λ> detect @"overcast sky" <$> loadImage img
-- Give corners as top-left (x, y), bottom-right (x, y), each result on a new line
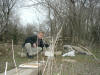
top-left (16, 0), bottom-right (48, 26)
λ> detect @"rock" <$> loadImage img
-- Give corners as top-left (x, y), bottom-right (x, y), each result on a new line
top-left (72, 46), bottom-right (92, 56)
top-left (63, 45), bottom-right (92, 56)
top-left (63, 45), bottom-right (74, 52)
top-left (0, 52), bottom-right (2, 56)
top-left (17, 52), bottom-right (26, 57)
top-left (54, 51), bottom-right (62, 56)
top-left (45, 51), bottom-right (54, 57)
top-left (62, 59), bottom-right (77, 63)
top-left (6, 49), bottom-right (9, 51)
top-left (21, 53), bottom-right (27, 57)
top-left (62, 50), bottom-right (75, 57)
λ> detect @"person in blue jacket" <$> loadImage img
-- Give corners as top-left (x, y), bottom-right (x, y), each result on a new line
top-left (23, 32), bottom-right (49, 58)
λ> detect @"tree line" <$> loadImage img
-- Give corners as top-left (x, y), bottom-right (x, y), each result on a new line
top-left (0, 0), bottom-right (100, 47)
top-left (38, 0), bottom-right (100, 47)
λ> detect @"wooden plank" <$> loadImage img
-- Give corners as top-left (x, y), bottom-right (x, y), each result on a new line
top-left (19, 63), bottom-right (41, 69)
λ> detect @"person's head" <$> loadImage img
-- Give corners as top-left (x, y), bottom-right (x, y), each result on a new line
top-left (37, 32), bottom-right (44, 39)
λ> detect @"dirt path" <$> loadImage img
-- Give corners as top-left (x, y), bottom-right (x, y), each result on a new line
top-left (0, 68), bottom-right (39, 75)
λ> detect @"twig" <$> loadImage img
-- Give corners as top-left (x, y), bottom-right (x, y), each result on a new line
top-left (42, 57), bottom-right (49, 75)
top-left (50, 58), bottom-right (53, 75)
top-left (60, 64), bottom-right (63, 75)
top-left (12, 40), bottom-right (19, 75)
top-left (79, 45), bottom-right (98, 60)
top-left (72, 63), bottom-right (75, 75)
top-left (5, 62), bottom-right (7, 75)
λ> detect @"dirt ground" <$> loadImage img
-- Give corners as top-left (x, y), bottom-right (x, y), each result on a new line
top-left (0, 43), bottom-right (100, 75)
top-left (51, 56), bottom-right (100, 75)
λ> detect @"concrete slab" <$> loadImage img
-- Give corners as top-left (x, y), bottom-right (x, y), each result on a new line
top-left (0, 61), bottom-right (44, 75)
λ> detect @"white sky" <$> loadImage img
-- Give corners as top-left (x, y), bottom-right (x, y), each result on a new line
top-left (16, 0), bottom-right (48, 26)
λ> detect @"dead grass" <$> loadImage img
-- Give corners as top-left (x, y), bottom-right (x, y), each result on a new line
top-left (0, 44), bottom-right (34, 73)
top-left (0, 43), bottom-right (100, 75)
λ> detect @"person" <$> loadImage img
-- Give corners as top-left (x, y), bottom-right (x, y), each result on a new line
top-left (23, 32), bottom-right (49, 58)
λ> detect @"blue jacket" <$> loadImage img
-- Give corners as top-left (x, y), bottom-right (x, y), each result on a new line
top-left (23, 35), bottom-right (49, 48)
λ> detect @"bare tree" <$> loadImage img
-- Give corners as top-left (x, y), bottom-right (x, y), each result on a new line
top-left (25, 24), bottom-right (38, 36)
top-left (0, 0), bottom-right (17, 40)
top-left (28, 0), bottom-right (100, 46)
top-left (43, 0), bottom-right (100, 45)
